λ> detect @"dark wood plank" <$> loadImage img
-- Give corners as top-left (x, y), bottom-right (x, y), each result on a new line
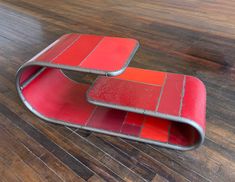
top-left (0, 97), bottom-right (123, 181)
top-left (0, 126), bottom-right (64, 182)
top-left (0, 160), bottom-right (22, 182)
top-left (0, 130), bottom-right (43, 182)
top-left (0, 100), bottom-right (95, 181)
top-left (88, 133), bottom-right (207, 182)
top-left (54, 125), bottom-right (148, 182)
top-left (0, 114), bottom-right (85, 182)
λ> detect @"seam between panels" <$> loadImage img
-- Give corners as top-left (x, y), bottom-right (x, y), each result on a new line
top-left (168, 75), bottom-right (186, 143)
top-left (119, 112), bottom-right (128, 133)
top-left (155, 73), bottom-right (168, 111)
top-left (179, 75), bottom-right (186, 117)
top-left (50, 35), bottom-right (81, 63)
top-left (78, 37), bottom-right (105, 66)
top-left (106, 77), bottom-right (164, 87)
top-left (84, 106), bottom-right (98, 127)
top-left (138, 115), bottom-right (147, 138)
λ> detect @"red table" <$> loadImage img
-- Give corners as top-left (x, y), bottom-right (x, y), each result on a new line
top-left (16, 34), bottom-right (206, 150)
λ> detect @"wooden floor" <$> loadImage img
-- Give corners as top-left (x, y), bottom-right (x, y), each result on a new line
top-left (0, 0), bottom-right (235, 181)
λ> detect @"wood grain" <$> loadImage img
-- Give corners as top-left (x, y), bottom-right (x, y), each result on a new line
top-left (0, 0), bottom-right (234, 181)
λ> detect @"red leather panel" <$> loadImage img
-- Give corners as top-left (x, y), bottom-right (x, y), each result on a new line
top-left (124, 112), bottom-right (145, 127)
top-left (22, 68), bottom-right (95, 124)
top-left (33, 34), bottom-right (138, 74)
top-left (169, 122), bottom-right (199, 146)
top-left (88, 77), bottom-right (162, 111)
top-left (181, 76), bottom-right (206, 130)
top-left (120, 124), bottom-right (141, 136)
top-left (80, 37), bottom-right (138, 71)
top-left (36, 34), bottom-right (79, 62)
top-left (53, 34), bottom-right (103, 65)
top-left (140, 116), bottom-right (170, 142)
top-left (86, 107), bottom-right (126, 132)
top-left (115, 67), bottom-right (166, 85)
top-left (157, 73), bottom-right (184, 116)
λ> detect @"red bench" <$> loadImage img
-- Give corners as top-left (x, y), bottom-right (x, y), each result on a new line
top-left (16, 34), bottom-right (206, 150)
